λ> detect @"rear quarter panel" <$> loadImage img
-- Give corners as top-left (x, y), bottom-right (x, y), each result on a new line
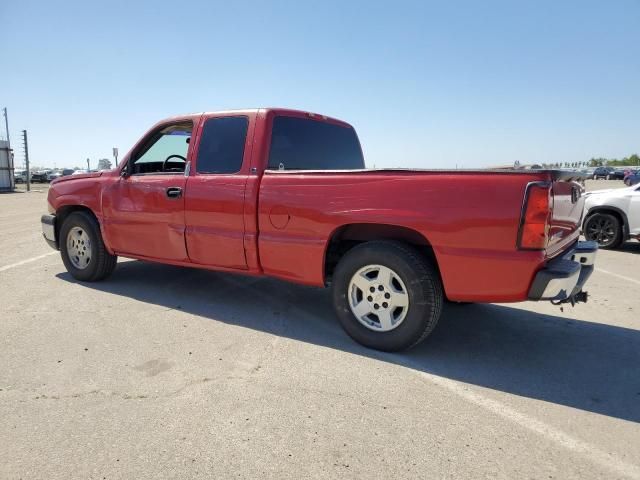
top-left (258, 170), bottom-right (548, 302)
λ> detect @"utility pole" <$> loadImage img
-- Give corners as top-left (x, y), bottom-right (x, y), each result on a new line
top-left (2, 108), bottom-right (13, 189)
top-left (21, 130), bottom-right (30, 191)
top-left (2, 108), bottom-right (9, 149)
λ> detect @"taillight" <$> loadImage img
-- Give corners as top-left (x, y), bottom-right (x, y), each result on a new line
top-left (518, 183), bottom-right (552, 250)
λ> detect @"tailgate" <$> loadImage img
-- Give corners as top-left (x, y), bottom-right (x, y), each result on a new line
top-left (547, 179), bottom-right (585, 257)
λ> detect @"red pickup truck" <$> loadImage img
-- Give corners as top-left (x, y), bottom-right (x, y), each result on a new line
top-left (42, 108), bottom-right (596, 351)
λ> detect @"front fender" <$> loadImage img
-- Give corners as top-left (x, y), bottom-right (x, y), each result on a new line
top-left (48, 176), bottom-right (114, 253)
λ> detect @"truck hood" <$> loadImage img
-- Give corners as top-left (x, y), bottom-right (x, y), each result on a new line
top-left (50, 171), bottom-right (104, 184)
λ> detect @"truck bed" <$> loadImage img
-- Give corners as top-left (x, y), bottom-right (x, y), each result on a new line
top-left (257, 168), bottom-right (585, 302)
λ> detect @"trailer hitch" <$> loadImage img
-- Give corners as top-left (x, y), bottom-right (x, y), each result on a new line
top-left (551, 290), bottom-right (588, 307)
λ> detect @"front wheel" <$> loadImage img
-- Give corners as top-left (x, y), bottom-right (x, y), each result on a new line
top-left (60, 211), bottom-right (117, 281)
top-left (332, 241), bottom-right (443, 352)
top-left (584, 212), bottom-right (622, 249)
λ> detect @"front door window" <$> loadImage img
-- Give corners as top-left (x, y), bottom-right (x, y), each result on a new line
top-left (131, 123), bottom-right (192, 175)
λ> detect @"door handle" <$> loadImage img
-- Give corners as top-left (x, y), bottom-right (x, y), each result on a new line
top-left (166, 187), bottom-right (182, 199)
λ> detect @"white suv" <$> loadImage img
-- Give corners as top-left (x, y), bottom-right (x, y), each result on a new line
top-left (583, 184), bottom-right (640, 248)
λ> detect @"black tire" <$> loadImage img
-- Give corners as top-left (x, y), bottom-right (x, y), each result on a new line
top-left (584, 212), bottom-right (623, 249)
top-left (332, 241), bottom-right (443, 352)
top-left (59, 211), bottom-right (117, 281)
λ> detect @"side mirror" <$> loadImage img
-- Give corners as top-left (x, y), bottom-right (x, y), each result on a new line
top-left (120, 165), bottom-right (130, 178)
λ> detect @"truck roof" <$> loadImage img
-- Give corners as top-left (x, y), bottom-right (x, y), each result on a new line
top-left (160, 108), bottom-right (353, 128)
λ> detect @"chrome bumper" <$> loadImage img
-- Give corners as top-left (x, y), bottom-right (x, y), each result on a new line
top-left (528, 241), bottom-right (597, 301)
top-left (41, 214), bottom-right (58, 250)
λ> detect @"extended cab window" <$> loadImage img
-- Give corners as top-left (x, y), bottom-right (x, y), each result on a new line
top-left (131, 123), bottom-right (192, 175)
top-left (268, 116), bottom-right (364, 170)
top-left (196, 116), bottom-right (248, 174)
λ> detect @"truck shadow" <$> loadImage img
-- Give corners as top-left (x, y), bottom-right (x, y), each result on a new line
top-left (618, 242), bottom-right (640, 254)
top-left (57, 260), bottom-right (640, 424)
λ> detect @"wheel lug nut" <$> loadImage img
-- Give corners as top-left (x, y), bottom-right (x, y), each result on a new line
top-left (384, 293), bottom-right (391, 299)
top-left (382, 302), bottom-right (388, 308)
top-left (378, 286), bottom-right (384, 291)
top-left (369, 287), bottom-right (375, 293)
top-left (367, 296), bottom-right (373, 302)
top-left (373, 304), bottom-right (379, 310)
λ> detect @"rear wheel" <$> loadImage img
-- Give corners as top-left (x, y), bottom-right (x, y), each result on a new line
top-left (584, 212), bottom-right (622, 249)
top-left (60, 211), bottom-right (117, 281)
top-left (332, 241), bottom-right (443, 352)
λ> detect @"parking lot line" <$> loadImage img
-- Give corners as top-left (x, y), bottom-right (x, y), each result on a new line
top-left (408, 369), bottom-right (640, 480)
top-left (597, 268), bottom-right (640, 286)
top-left (264, 286), bottom-right (640, 480)
top-left (0, 251), bottom-right (57, 273)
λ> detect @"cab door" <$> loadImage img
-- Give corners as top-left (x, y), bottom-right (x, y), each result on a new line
top-left (184, 114), bottom-right (254, 269)
top-left (102, 121), bottom-right (194, 261)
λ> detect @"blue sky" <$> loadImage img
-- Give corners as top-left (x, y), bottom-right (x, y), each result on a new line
top-left (1, 0), bottom-right (638, 169)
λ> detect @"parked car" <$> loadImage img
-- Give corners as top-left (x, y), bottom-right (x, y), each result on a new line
top-left (47, 171), bottom-right (63, 181)
top-left (49, 169), bottom-right (76, 181)
top-left (14, 170), bottom-right (48, 183)
top-left (623, 169), bottom-right (640, 186)
top-left (583, 184), bottom-right (640, 248)
top-left (592, 166), bottom-right (615, 180)
top-left (14, 169), bottom-right (26, 184)
top-left (30, 171), bottom-right (49, 183)
top-left (611, 168), bottom-right (627, 180)
top-left (40, 108), bottom-right (596, 352)
top-left (71, 169), bottom-right (89, 175)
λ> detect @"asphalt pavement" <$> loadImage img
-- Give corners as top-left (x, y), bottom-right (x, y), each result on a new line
top-left (1, 181), bottom-right (638, 479)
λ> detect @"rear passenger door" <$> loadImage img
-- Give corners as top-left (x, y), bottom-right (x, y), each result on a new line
top-left (184, 114), bottom-right (253, 269)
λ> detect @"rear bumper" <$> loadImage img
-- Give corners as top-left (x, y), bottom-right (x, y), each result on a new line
top-left (41, 214), bottom-right (58, 250)
top-left (528, 241), bottom-right (597, 301)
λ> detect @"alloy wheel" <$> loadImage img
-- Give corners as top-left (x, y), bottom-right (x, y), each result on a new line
top-left (347, 264), bottom-right (409, 332)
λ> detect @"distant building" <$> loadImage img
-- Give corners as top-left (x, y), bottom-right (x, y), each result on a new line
top-left (0, 140), bottom-right (14, 190)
